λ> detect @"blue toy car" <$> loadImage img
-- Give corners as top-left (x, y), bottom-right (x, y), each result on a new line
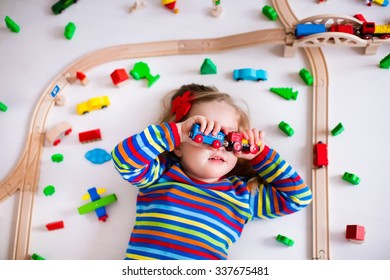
top-left (189, 124), bottom-right (225, 149)
top-left (233, 68), bottom-right (268, 82)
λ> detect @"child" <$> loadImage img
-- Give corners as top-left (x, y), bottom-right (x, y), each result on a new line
top-left (111, 83), bottom-right (312, 260)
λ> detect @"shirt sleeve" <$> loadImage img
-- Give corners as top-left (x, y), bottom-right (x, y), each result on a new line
top-left (111, 122), bottom-right (181, 188)
top-left (249, 145), bottom-right (312, 219)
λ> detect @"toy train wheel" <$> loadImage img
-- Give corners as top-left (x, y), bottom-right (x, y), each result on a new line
top-left (233, 142), bottom-right (242, 152)
top-left (362, 34), bottom-right (372, 40)
top-left (381, 34), bottom-right (390, 40)
top-left (212, 140), bottom-right (221, 149)
top-left (250, 145), bottom-right (259, 154)
top-left (194, 134), bottom-right (203, 143)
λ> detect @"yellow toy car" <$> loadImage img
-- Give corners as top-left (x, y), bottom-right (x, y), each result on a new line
top-left (76, 96), bottom-right (110, 115)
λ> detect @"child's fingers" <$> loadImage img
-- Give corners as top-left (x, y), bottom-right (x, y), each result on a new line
top-left (192, 116), bottom-right (207, 132)
top-left (204, 120), bottom-right (215, 135)
top-left (251, 128), bottom-right (259, 146)
top-left (220, 125), bottom-right (229, 136)
top-left (241, 130), bottom-right (249, 140)
top-left (246, 129), bottom-right (255, 145)
top-left (211, 121), bottom-right (222, 136)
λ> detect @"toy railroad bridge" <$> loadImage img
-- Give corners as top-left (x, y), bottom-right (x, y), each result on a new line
top-left (284, 14), bottom-right (389, 56)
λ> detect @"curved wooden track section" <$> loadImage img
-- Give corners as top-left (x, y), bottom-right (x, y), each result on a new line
top-left (0, 29), bottom-right (286, 259)
top-left (272, 0), bottom-right (330, 259)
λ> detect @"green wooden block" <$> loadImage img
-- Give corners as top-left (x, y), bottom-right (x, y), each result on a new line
top-left (64, 22), bottom-right (76, 39)
top-left (331, 122), bottom-right (344, 136)
top-left (0, 101), bottom-right (8, 112)
top-left (5, 16), bottom-right (20, 33)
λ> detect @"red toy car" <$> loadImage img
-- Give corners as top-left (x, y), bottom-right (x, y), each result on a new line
top-left (313, 141), bottom-right (328, 167)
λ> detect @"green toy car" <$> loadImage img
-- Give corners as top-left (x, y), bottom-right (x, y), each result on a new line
top-left (342, 172), bottom-right (361, 185)
top-left (262, 5), bottom-right (278, 21)
top-left (299, 68), bottom-right (314, 86)
top-left (278, 121), bottom-right (294, 137)
top-left (276, 234), bottom-right (294, 246)
top-left (52, 0), bottom-right (77, 15)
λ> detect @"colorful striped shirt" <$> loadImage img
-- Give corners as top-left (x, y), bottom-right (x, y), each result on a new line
top-left (111, 122), bottom-right (312, 260)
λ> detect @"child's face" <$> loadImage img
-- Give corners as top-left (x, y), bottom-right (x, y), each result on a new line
top-left (179, 101), bottom-right (239, 183)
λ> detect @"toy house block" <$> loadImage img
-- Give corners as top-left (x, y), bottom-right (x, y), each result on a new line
top-left (110, 69), bottom-right (129, 87)
top-left (76, 71), bottom-right (89, 85)
top-left (200, 58), bottom-right (217, 74)
top-left (346, 225), bottom-right (365, 241)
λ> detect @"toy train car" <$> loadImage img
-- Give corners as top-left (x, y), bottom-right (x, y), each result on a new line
top-left (295, 21), bottom-right (390, 40)
top-left (189, 124), bottom-right (225, 149)
top-left (313, 141), bottom-right (328, 168)
top-left (189, 124), bottom-right (259, 154)
top-left (224, 132), bottom-right (259, 154)
top-left (329, 24), bottom-right (354, 35)
top-left (295, 23), bottom-right (327, 38)
top-left (357, 22), bottom-right (390, 39)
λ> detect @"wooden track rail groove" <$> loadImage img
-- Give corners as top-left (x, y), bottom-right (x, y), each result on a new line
top-left (304, 48), bottom-right (330, 260)
top-left (272, 0), bottom-right (331, 259)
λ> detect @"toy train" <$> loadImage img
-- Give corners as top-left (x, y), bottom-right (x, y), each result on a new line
top-left (189, 124), bottom-right (259, 154)
top-left (295, 21), bottom-right (390, 40)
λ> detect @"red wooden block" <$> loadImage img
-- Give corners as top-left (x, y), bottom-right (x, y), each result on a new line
top-left (354, 14), bottom-right (367, 22)
top-left (78, 129), bottom-right (102, 144)
top-left (46, 221), bottom-right (64, 231)
top-left (346, 225), bottom-right (365, 241)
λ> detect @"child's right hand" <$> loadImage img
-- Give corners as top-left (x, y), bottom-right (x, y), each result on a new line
top-left (176, 115), bottom-right (228, 145)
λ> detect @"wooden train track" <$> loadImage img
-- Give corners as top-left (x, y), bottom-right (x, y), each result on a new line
top-left (272, 0), bottom-right (331, 259)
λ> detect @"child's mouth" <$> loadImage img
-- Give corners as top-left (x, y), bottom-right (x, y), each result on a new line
top-left (208, 156), bottom-right (226, 162)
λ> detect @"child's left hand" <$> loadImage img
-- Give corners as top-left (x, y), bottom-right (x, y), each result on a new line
top-left (234, 128), bottom-right (265, 160)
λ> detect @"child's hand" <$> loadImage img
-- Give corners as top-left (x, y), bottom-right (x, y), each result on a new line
top-left (176, 115), bottom-right (228, 145)
top-left (235, 128), bottom-right (265, 160)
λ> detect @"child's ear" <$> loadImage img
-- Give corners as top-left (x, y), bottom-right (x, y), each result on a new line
top-left (173, 147), bottom-right (183, 158)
